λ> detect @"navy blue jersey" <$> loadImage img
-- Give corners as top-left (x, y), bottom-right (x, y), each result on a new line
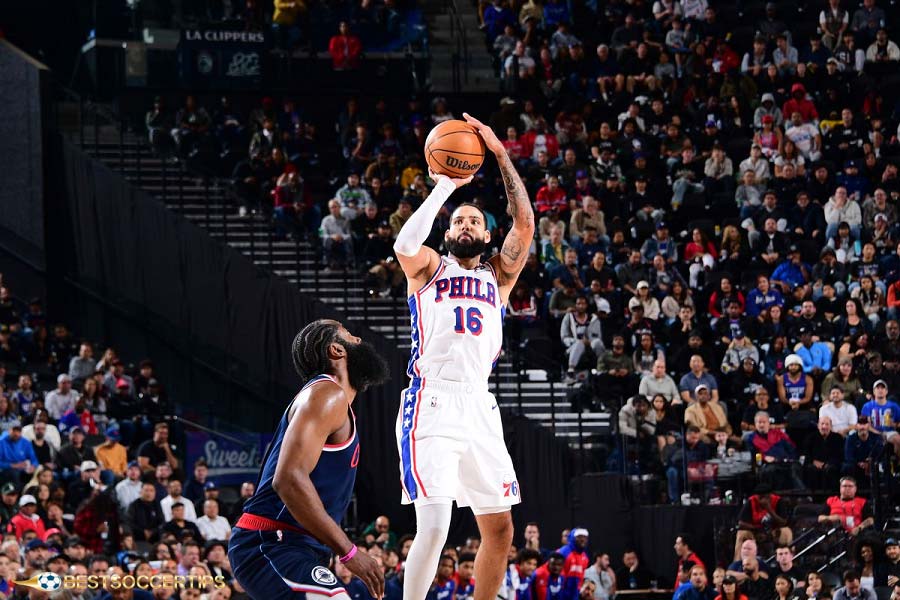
top-left (240, 374), bottom-right (359, 550)
top-left (782, 372), bottom-right (807, 401)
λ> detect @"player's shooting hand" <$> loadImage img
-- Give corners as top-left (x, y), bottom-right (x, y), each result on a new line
top-left (462, 112), bottom-right (504, 155)
top-left (429, 169), bottom-right (473, 190)
top-left (344, 550), bottom-right (385, 598)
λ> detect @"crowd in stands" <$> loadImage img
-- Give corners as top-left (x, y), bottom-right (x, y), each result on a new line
top-left (127, 0), bottom-right (900, 597)
top-left (144, 0), bottom-right (900, 499)
top-left (0, 273), bottom-right (264, 600)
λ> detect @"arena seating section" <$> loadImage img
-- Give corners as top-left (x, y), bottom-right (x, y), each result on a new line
top-left (6, 0), bottom-right (900, 595)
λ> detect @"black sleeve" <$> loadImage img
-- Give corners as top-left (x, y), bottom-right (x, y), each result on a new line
top-left (738, 501), bottom-right (753, 523)
top-left (774, 499), bottom-right (789, 519)
top-left (862, 500), bottom-right (873, 520)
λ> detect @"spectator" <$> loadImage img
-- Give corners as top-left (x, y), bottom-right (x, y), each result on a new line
top-left (820, 386), bottom-right (859, 437)
top-left (115, 461), bottom-right (143, 512)
top-left (665, 427), bottom-right (710, 503)
top-left (68, 343), bottom-right (95, 381)
top-left (844, 415), bottom-right (885, 483)
top-left (533, 552), bottom-right (566, 600)
top-left (833, 570), bottom-right (876, 600)
top-left (596, 335), bottom-right (637, 401)
top-left (196, 499), bottom-right (231, 542)
top-left (127, 482), bottom-right (164, 543)
top-left (45, 374), bottom-right (78, 421)
top-left (583, 552), bottom-right (616, 600)
top-left (7, 494), bottom-right (45, 541)
top-left (887, 539), bottom-right (900, 587)
top-left (160, 503), bottom-right (202, 544)
top-left (684, 385), bottom-right (730, 443)
top-left (802, 415), bottom-right (845, 490)
top-left (680, 564), bottom-right (715, 600)
top-left (747, 411), bottom-right (804, 489)
top-left (773, 546), bottom-right (805, 590)
top-left (639, 359), bottom-right (680, 404)
top-left (865, 28), bottom-right (900, 63)
top-left (0, 424), bottom-right (38, 488)
top-left (861, 380), bottom-right (900, 456)
top-left (328, 22), bottom-right (362, 70)
top-left (561, 296), bottom-right (604, 379)
top-left (734, 484), bottom-right (793, 561)
top-left (614, 549), bottom-right (652, 591)
top-left (818, 476), bottom-right (874, 535)
top-left (739, 557), bottom-right (774, 600)
top-left (716, 575), bottom-right (746, 600)
top-left (160, 480), bottom-right (198, 524)
top-left (678, 355), bottom-right (719, 404)
top-left (137, 422), bottom-right (179, 473)
top-left (94, 424), bottom-right (127, 479)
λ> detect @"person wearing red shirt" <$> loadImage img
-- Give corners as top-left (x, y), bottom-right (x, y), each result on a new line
top-left (328, 21), bottom-right (362, 70)
top-left (558, 529), bottom-right (590, 600)
top-left (520, 121), bottom-right (561, 162)
top-left (713, 41), bottom-right (740, 73)
top-left (782, 84), bottom-right (819, 123)
top-left (817, 476), bottom-right (874, 535)
top-left (533, 553), bottom-right (566, 600)
top-left (536, 176), bottom-right (569, 216)
top-left (7, 495), bottom-right (46, 541)
top-left (502, 127), bottom-right (526, 165)
top-left (674, 533), bottom-right (705, 586)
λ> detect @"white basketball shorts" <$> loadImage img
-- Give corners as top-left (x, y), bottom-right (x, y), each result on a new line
top-left (395, 377), bottom-right (522, 510)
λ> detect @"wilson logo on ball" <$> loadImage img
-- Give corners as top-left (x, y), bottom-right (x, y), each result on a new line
top-left (445, 156), bottom-right (481, 171)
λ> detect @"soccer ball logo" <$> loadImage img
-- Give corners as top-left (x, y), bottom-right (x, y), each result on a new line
top-left (38, 572), bottom-right (62, 591)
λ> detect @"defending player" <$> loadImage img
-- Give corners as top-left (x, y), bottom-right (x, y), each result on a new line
top-left (392, 113), bottom-right (535, 600)
top-left (228, 320), bottom-right (389, 600)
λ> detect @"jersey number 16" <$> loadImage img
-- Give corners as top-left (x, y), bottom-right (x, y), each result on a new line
top-left (453, 306), bottom-right (483, 336)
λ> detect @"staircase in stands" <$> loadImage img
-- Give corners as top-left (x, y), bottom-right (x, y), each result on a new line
top-left (71, 126), bottom-right (612, 450)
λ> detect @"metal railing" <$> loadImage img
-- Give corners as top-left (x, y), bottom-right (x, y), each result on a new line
top-left (446, 0), bottom-right (469, 92)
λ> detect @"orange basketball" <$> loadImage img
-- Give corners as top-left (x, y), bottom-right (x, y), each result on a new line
top-left (424, 120), bottom-right (486, 178)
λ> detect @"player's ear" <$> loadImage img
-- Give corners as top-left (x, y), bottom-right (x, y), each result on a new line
top-left (327, 341), bottom-right (346, 360)
top-left (484, 229), bottom-right (491, 245)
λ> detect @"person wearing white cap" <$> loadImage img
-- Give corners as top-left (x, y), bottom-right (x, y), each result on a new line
top-left (45, 374), bottom-right (78, 421)
top-left (860, 379), bottom-right (900, 456)
top-left (8, 493), bottom-right (47, 541)
top-left (65, 460), bottom-right (104, 513)
top-left (776, 354), bottom-right (813, 408)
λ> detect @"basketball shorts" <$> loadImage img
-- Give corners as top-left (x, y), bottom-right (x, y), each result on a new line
top-left (229, 528), bottom-right (345, 600)
top-left (395, 377), bottom-right (522, 510)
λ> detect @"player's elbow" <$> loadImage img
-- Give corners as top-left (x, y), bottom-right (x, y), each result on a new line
top-left (272, 470), bottom-right (293, 495)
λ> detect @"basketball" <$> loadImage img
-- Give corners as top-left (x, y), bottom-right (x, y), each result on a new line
top-left (424, 120), bottom-right (486, 178)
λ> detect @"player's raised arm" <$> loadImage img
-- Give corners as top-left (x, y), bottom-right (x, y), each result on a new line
top-left (272, 385), bottom-right (384, 598)
top-left (464, 113), bottom-right (535, 299)
top-left (393, 171), bottom-right (472, 294)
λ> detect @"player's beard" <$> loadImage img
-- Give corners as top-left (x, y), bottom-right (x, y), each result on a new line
top-left (338, 339), bottom-right (390, 393)
top-left (446, 234), bottom-right (486, 259)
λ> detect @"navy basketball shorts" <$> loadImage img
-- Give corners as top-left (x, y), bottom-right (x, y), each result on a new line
top-left (229, 528), bottom-right (346, 599)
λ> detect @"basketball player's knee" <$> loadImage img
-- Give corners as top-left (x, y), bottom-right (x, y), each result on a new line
top-left (480, 512), bottom-right (514, 546)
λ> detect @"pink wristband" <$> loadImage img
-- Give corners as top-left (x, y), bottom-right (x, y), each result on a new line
top-left (339, 545), bottom-right (358, 564)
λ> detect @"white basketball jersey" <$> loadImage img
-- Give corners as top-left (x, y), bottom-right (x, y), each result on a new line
top-left (407, 256), bottom-right (505, 383)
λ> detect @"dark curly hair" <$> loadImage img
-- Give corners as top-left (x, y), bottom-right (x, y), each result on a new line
top-left (292, 320), bottom-right (340, 384)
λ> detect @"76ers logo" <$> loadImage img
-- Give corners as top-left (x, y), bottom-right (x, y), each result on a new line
top-left (502, 479), bottom-right (519, 497)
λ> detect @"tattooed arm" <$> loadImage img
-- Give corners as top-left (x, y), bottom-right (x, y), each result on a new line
top-left (463, 112), bottom-right (535, 303)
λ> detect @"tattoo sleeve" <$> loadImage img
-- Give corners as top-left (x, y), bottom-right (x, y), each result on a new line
top-left (496, 152), bottom-right (535, 282)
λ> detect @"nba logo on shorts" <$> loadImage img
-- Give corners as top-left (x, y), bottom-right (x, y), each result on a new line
top-left (502, 475), bottom-right (519, 498)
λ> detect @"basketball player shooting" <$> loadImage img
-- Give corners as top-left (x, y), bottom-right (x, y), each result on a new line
top-left (392, 113), bottom-right (535, 600)
top-left (228, 320), bottom-right (390, 600)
